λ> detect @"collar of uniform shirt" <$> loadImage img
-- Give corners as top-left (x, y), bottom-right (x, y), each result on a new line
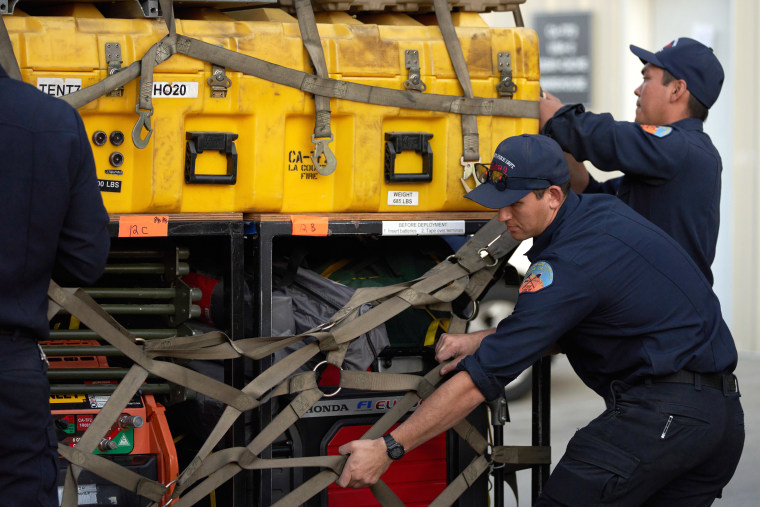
top-left (526, 191), bottom-right (580, 261)
top-left (670, 116), bottom-right (704, 132)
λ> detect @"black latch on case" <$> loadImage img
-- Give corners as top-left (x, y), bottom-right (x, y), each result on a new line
top-left (384, 132), bottom-right (433, 183)
top-left (185, 132), bottom-right (238, 184)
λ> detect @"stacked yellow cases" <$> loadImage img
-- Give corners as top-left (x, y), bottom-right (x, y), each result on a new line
top-left (8, 6), bottom-right (539, 213)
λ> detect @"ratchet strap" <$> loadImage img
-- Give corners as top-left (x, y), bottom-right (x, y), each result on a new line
top-left (294, 0), bottom-right (337, 175)
top-left (433, 0), bottom-right (480, 173)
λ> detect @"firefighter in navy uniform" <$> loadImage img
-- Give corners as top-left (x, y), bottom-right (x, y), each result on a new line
top-left (336, 135), bottom-right (744, 506)
top-left (0, 64), bottom-right (110, 506)
top-left (539, 37), bottom-right (724, 285)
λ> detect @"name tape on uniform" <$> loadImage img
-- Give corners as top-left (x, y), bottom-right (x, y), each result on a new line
top-left (382, 220), bottom-right (465, 236)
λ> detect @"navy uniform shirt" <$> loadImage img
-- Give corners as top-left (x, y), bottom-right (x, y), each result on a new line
top-left (0, 66), bottom-right (110, 339)
top-left (458, 192), bottom-right (737, 402)
top-left (542, 104), bottom-right (721, 285)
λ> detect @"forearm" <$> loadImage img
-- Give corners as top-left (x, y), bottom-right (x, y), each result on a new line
top-left (391, 371), bottom-right (485, 452)
top-left (565, 153), bottom-right (590, 193)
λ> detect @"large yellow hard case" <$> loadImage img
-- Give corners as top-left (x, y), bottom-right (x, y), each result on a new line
top-left (7, 6), bottom-right (539, 213)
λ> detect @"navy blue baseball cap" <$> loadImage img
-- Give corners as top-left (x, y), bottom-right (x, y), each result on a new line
top-left (464, 134), bottom-right (569, 210)
top-left (630, 37), bottom-right (724, 109)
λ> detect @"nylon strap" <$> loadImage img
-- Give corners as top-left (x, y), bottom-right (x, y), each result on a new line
top-left (176, 342), bottom-right (323, 487)
top-left (59, 444), bottom-right (168, 503)
top-left (492, 445), bottom-right (552, 466)
top-left (429, 454), bottom-right (490, 507)
top-left (168, 387), bottom-right (325, 505)
top-left (59, 365), bottom-right (152, 506)
top-left (176, 35), bottom-right (538, 117)
top-left (47, 283), bottom-right (260, 412)
top-left (0, 13), bottom-right (22, 80)
top-left (78, 31), bottom-right (537, 120)
top-left (369, 479), bottom-right (406, 507)
top-left (294, 0), bottom-right (337, 175)
top-left (433, 0), bottom-right (479, 163)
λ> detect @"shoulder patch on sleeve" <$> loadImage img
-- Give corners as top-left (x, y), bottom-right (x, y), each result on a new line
top-left (640, 124), bottom-right (673, 138)
top-left (519, 261), bottom-right (554, 294)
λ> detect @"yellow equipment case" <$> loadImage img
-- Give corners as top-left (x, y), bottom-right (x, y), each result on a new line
top-left (6, 4), bottom-right (539, 213)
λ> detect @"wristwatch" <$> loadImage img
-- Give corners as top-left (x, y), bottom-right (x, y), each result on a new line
top-left (383, 434), bottom-right (405, 460)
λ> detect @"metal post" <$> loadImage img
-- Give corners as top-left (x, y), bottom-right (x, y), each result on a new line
top-left (531, 357), bottom-right (551, 503)
top-left (489, 396), bottom-right (508, 507)
top-left (253, 221), bottom-right (277, 507)
top-left (224, 222), bottom-right (246, 507)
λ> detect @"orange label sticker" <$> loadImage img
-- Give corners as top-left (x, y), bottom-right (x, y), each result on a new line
top-left (118, 215), bottom-right (169, 238)
top-left (291, 216), bottom-right (329, 236)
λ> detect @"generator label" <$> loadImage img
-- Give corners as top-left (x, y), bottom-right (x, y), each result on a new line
top-left (87, 395), bottom-right (143, 409)
top-left (152, 81), bottom-right (199, 98)
top-left (387, 190), bottom-right (419, 206)
top-left (50, 394), bottom-right (86, 404)
top-left (37, 77), bottom-right (82, 97)
top-left (98, 179), bottom-right (122, 193)
top-left (382, 220), bottom-right (465, 236)
top-left (301, 396), bottom-right (420, 419)
top-left (58, 484), bottom-right (98, 505)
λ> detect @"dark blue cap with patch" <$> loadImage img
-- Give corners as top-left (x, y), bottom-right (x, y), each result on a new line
top-left (630, 37), bottom-right (724, 109)
top-left (464, 134), bottom-right (569, 210)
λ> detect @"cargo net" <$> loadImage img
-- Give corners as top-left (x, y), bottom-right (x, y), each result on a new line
top-left (48, 217), bottom-right (550, 507)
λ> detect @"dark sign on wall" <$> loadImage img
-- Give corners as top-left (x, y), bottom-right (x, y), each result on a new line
top-left (534, 12), bottom-right (592, 105)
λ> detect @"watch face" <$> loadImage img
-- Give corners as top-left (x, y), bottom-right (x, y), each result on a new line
top-left (388, 445), bottom-right (404, 460)
top-left (384, 435), bottom-right (405, 460)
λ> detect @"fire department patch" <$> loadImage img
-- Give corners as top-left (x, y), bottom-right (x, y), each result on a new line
top-left (519, 261), bottom-right (554, 294)
top-left (640, 125), bottom-right (673, 138)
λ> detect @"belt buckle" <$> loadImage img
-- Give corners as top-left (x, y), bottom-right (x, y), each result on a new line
top-left (725, 374), bottom-right (739, 394)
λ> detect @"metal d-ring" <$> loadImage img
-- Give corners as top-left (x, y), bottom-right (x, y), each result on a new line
top-left (313, 360), bottom-right (342, 397)
top-left (478, 247), bottom-right (499, 267)
top-left (452, 296), bottom-right (480, 321)
top-left (478, 231), bottom-right (508, 267)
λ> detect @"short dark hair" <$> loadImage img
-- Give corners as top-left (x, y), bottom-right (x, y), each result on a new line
top-left (533, 180), bottom-right (571, 200)
top-left (662, 69), bottom-right (709, 121)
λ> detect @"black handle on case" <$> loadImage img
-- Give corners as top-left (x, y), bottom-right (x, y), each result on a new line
top-left (185, 132), bottom-right (238, 184)
top-left (384, 132), bottom-right (433, 183)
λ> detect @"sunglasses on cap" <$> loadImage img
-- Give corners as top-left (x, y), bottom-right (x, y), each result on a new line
top-left (475, 163), bottom-right (552, 191)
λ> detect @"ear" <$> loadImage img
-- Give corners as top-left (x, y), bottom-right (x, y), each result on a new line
top-left (547, 185), bottom-right (564, 209)
top-left (670, 79), bottom-right (688, 103)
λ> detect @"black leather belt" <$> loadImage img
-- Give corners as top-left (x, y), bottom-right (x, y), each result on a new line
top-left (652, 370), bottom-right (739, 393)
top-left (0, 326), bottom-right (35, 339)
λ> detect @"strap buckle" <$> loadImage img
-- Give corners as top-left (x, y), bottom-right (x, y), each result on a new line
top-left (460, 156), bottom-right (481, 193)
top-left (311, 134), bottom-right (337, 176)
top-left (132, 105), bottom-right (153, 149)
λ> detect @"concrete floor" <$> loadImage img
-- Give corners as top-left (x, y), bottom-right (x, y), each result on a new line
top-left (492, 353), bottom-right (759, 506)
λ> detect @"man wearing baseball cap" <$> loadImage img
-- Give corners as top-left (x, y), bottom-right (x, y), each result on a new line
top-left (337, 135), bottom-right (743, 505)
top-left (539, 37), bottom-right (724, 286)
